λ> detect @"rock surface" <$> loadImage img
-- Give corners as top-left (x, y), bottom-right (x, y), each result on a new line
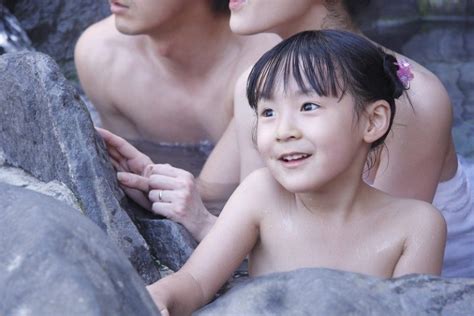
top-left (5, 0), bottom-right (110, 81)
top-left (0, 51), bottom-right (160, 283)
top-left (196, 268), bottom-right (474, 315)
top-left (0, 183), bottom-right (160, 316)
top-left (137, 217), bottom-right (198, 272)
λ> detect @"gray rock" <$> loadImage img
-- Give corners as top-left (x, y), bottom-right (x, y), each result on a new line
top-left (137, 217), bottom-right (198, 272)
top-left (0, 164), bottom-right (82, 212)
top-left (5, 0), bottom-right (110, 82)
top-left (0, 183), bottom-right (160, 316)
top-left (0, 51), bottom-right (160, 284)
top-left (196, 268), bottom-right (474, 315)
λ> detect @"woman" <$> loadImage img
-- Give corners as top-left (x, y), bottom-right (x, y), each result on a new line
top-left (101, 0), bottom-right (472, 277)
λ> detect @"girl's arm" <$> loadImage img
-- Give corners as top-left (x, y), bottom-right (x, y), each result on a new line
top-left (392, 202), bottom-right (447, 277)
top-left (147, 170), bottom-right (267, 315)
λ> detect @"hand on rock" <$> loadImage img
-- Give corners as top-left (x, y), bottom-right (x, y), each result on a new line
top-left (96, 127), bottom-right (153, 209)
top-left (147, 164), bottom-right (216, 241)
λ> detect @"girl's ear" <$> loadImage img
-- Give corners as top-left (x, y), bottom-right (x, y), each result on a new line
top-left (362, 100), bottom-right (391, 144)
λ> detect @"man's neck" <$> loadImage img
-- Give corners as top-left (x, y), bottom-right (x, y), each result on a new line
top-left (141, 11), bottom-right (238, 77)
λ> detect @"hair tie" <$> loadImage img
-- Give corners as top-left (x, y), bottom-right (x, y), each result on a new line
top-left (394, 58), bottom-right (414, 89)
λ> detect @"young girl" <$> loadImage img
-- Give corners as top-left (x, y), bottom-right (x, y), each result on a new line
top-left (225, 0), bottom-right (472, 278)
top-left (146, 30), bottom-right (447, 315)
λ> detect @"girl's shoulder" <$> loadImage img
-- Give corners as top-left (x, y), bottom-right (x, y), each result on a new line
top-left (238, 168), bottom-right (287, 198)
top-left (380, 194), bottom-right (447, 238)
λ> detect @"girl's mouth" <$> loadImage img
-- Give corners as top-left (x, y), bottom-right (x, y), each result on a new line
top-left (278, 153), bottom-right (312, 167)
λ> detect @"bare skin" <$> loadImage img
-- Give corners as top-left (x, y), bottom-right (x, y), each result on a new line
top-left (230, 0), bottom-right (457, 202)
top-left (96, 0), bottom-right (457, 242)
top-left (76, 2), bottom-right (278, 144)
top-left (76, 1), bottom-right (279, 240)
top-left (147, 78), bottom-right (447, 315)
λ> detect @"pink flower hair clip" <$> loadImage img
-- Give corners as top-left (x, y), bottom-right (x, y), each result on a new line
top-left (395, 58), bottom-right (414, 89)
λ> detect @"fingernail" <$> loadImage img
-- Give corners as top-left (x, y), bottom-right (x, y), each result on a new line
top-left (117, 172), bottom-right (127, 182)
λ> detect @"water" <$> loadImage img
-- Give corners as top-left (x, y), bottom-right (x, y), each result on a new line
top-left (130, 139), bottom-right (214, 178)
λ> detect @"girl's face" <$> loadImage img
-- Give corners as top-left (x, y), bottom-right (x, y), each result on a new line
top-left (256, 79), bottom-right (368, 193)
top-left (229, 0), bottom-right (315, 36)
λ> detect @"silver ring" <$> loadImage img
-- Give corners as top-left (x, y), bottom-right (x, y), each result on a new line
top-left (158, 190), bottom-right (163, 202)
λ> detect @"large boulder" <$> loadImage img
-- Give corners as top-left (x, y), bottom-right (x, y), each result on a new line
top-left (5, 0), bottom-right (110, 82)
top-left (0, 51), bottom-right (160, 284)
top-left (0, 183), bottom-right (160, 316)
top-left (196, 268), bottom-right (474, 315)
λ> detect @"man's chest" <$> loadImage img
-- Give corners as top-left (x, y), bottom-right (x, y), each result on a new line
top-left (112, 79), bottom-right (233, 143)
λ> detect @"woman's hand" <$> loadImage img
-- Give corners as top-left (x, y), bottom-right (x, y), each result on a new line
top-left (147, 164), bottom-right (216, 242)
top-left (96, 127), bottom-right (153, 209)
top-left (96, 127), bottom-right (153, 174)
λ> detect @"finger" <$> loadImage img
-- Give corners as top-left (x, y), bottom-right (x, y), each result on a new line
top-left (117, 172), bottom-right (150, 192)
top-left (107, 145), bottom-right (125, 163)
top-left (148, 174), bottom-right (181, 191)
top-left (96, 127), bottom-right (148, 161)
top-left (151, 202), bottom-right (175, 219)
top-left (149, 163), bottom-right (193, 178)
top-left (121, 187), bottom-right (152, 210)
top-left (110, 159), bottom-right (127, 172)
top-left (107, 149), bottom-right (130, 172)
top-left (143, 164), bottom-right (155, 178)
top-left (148, 189), bottom-right (181, 203)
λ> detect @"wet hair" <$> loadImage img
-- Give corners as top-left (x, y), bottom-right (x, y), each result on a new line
top-left (211, 0), bottom-right (230, 14)
top-left (247, 29), bottom-right (408, 150)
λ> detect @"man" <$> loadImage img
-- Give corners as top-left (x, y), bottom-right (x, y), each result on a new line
top-left (75, 0), bottom-right (279, 241)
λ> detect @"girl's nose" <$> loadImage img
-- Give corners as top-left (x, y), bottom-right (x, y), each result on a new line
top-left (276, 115), bottom-right (302, 142)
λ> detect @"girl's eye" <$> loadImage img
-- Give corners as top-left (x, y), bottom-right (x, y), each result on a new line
top-left (260, 108), bottom-right (275, 117)
top-left (301, 102), bottom-right (320, 112)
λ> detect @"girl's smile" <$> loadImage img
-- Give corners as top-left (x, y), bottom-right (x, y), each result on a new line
top-left (256, 82), bottom-right (369, 193)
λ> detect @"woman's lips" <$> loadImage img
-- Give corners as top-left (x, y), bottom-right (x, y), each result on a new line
top-left (229, 0), bottom-right (246, 11)
top-left (110, 1), bottom-right (129, 14)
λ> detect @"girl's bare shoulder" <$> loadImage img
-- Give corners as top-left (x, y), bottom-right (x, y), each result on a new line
top-left (381, 194), bottom-right (446, 235)
top-left (238, 168), bottom-right (286, 196)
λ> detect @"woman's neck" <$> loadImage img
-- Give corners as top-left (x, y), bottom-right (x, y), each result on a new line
top-left (275, 3), bottom-right (361, 40)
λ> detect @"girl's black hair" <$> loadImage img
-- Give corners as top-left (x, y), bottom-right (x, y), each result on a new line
top-left (247, 29), bottom-right (408, 149)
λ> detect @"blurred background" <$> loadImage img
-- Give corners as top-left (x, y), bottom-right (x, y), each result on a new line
top-left (1, 0), bottom-right (473, 160)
